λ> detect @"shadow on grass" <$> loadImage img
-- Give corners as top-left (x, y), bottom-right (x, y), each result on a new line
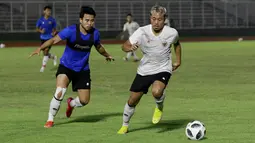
top-left (55, 112), bottom-right (122, 126)
top-left (128, 119), bottom-right (193, 133)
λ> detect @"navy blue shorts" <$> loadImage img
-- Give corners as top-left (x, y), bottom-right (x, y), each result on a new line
top-left (56, 64), bottom-right (91, 92)
top-left (41, 39), bottom-right (52, 49)
top-left (130, 72), bottom-right (171, 94)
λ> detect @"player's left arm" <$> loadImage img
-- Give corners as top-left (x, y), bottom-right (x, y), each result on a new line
top-left (94, 31), bottom-right (114, 61)
top-left (95, 44), bottom-right (114, 61)
top-left (172, 32), bottom-right (181, 71)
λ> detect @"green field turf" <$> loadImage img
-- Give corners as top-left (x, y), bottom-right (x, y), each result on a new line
top-left (0, 41), bottom-right (255, 143)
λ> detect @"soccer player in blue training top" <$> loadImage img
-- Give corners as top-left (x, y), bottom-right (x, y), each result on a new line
top-left (36, 5), bottom-right (58, 72)
top-left (30, 6), bottom-right (114, 128)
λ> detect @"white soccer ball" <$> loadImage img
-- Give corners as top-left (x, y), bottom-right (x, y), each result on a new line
top-left (185, 120), bottom-right (206, 140)
top-left (0, 43), bottom-right (5, 48)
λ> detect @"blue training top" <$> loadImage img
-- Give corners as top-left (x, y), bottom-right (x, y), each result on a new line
top-left (57, 24), bottom-right (100, 72)
top-left (36, 16), bottom-right (56, 40)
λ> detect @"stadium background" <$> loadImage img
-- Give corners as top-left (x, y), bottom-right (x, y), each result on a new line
top-left (1, 1), bottom-right (255, 142)
top-left (0, 0), bottom-right (255, 46)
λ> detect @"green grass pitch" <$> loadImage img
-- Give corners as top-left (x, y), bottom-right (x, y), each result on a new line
top-left (0, 41), bottom-right (255, 143)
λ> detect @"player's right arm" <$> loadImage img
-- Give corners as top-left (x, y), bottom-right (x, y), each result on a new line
top-left (36, 27), bottom-right (45, 34)
top-left (35, 19), bottom-right (45, 34)
top-left (29, 35), bottom-right (61, 57)
top-left (29, 27), bottom-right (72, 58)
top-left (134, 22), bottom-right (140, 30)
top-left (120, 23), bottom-right (127, 40)
top-left (122, 28), bottom-right (142, 52)
top-left (123, 23), bottom-right (127, 32)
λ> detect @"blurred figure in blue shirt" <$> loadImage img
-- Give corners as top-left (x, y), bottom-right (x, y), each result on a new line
top-left (36, 5), bottom-right (57, 72)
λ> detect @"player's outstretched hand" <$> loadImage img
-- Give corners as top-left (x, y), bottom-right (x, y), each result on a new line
top-left (29, 47), bottom-right (41, 58)
top-left (172, 62), bottom-right (181, 71)
top-left (106, 56), bottom-right (114, 62)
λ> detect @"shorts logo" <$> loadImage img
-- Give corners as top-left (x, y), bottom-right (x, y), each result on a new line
top-left (162, 77), bottom-right (166, 80)
top-left (86, 83), bottom-right (89, 86)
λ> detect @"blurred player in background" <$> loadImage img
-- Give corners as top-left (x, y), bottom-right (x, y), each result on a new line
top-left (163, 7), bottom-right (170, 27)
top-left (30, 6), bottom-right (114, 128)
top-left (164, 8), bottom-right (175, 28)
top-left (122, 14), bottom-right (140, 62)
top-left (117, 5), bottom-right (182, 134)
top-left (36, 5), bottom-right (58, 72)
top-left (164, 17), bottom-right (170, 26)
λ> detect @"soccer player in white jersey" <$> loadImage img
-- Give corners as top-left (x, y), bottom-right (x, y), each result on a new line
top-left (117, 5), bottom-right (182, 134)
top-left (122, 14), bottom-right (140, 62)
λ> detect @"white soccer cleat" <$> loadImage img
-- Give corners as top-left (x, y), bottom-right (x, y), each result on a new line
top-left (53, 56), bottom-right (57, 66)
top-left (123, 57), bottom-right (128, 61)
top-left (40, 67), bottom-right (45, 72)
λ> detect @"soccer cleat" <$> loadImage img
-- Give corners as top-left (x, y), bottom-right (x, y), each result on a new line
top-left (44, 121), bottom-right (54, 128)
top-left (40, 67), bottom-right (45, 72)
top-left (152, 107), bottom-right (163, 124)
top-left (53, 56), bottom-right (57, 66)
top-left (117, 126), bottom-right (128, 134)
top-left (123, 57), bottom-right (128, 61)
top-left (66, 97), bottom-right (74, 118)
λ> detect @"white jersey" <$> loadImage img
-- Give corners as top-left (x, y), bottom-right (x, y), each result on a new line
top-left (129, 24), bottom-right (179, 76)
top-left (123, 21), bottom-right (140, 37)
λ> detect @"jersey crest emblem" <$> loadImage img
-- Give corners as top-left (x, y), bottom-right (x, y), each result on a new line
top-left (162, 41), bottom-right (167, 47)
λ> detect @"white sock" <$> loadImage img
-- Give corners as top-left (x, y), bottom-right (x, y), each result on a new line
top-left (132, 51), bottom-right (139, 60)
top-left (48, 97), bottom-right (61, 121)
top-left (47, 87), bottom-right (66, 121)
top-left (126, 52), bottom-right (132, 59)
top-left (42, 56), bottom-right (49, 67)
top-left (155, 93), bottom-right (165, 111)
top-left (48, 53), bottom-right (55, 60)
top-left (122, 103), bottom-right (135, 127)
top-left (70, 97), bottom-right (83, 107)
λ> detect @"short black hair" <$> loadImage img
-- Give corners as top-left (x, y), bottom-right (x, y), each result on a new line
top-left (127, 13), bottom-right (132, 17)
top-left (43, 6), bottom-right (52, 11)
top-left (80, 6), bottom-right (96, 18)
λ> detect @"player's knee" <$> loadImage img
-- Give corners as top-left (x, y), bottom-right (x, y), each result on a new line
top-left (127, 100), bottom-right (137, 107)
top-left (128, 92), bottom-right (143, 106)
top-left (127, 97), bottom-right (140, 107)
top-left (79, 98), bottom-right (89, 105)
top-left (152, 88), bottom-right (163, 98)
top-left (154, 90), bottom-right (166, 103)
top-left (54, 87), bottom-right (67, 101)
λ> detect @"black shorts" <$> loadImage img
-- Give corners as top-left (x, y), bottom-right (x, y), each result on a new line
top-left (56, 64), bottom-right (91, 92)
top-left (41, 39), bottom-right (52, 49)
top-left (130, 72), bottom-right (171, 94)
